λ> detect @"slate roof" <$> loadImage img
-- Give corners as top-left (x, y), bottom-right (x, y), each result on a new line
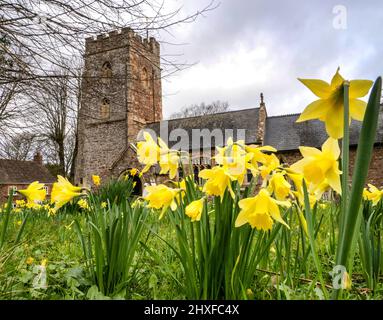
top-left (264, 106), bottom-right (383, 151)
top-left (143, 105), bottom-right (383, 152)
top-left (145, 108), bottom-right (260, 150)
top-left (0, 159), bottom-right (55, 184)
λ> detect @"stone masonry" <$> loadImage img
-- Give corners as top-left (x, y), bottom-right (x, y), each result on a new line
top-left (74, 28), bottom-right (162, 185)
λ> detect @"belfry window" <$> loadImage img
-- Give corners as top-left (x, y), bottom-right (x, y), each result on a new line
top-left (101, 62), bottom-right (112, 79)
top-left (142, 67), bottom-right (150, 90)
top-left (100, 98), bottom-right (110, 119)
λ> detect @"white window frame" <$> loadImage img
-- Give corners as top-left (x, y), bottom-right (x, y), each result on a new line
top-left (8, 186), bottom-right (18, 195)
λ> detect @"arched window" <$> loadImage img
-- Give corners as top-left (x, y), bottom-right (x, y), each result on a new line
top-left (101, 62), bottom-right (112, 82)
top-left (142, 67), bottom-right (150, 90)
top-left (100, 98), bottom-right (110, 119)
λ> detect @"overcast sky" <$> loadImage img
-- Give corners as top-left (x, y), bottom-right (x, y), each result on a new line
top-left (159, 0), bottom-right (383, 118)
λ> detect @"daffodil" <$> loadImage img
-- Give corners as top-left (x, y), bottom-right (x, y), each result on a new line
top-left (158, 137), bottom-right (180, 179)
top-left (18, 181), bottom-right (46, 204)
top-left (185, 198), bottom-right (204, 222)
top-left (267, 171), bottom-right (292, 201)
top-left (258, 153), bottom-right (280, 179)
top-left (51, 175), bottom-right (83, 210)
top-left (26, 257), bottom-right (34, 265)
top-left (297, 68), bottom-right (373, 139)
top-left (129, 168), bottom-right (138, 176)
top-left (290, 137), bottom-right (342, 194)
top-left (144, 184), bottom-right (179, 219)
top-left (235, 189), bottom-right (290, 231)
top-left (92, 175), bottom-right (101, 186)
top-left (77, 198), bottom-right (90, 210)
top-left (245, 144), bottom-right (277, 175)
top-left (214, 138), bottom-right (253, 184)
top-left (101, 201), bottom-right (107, 209)
top-left (199, 166), bottom-right (234, 199)
top-left (137, 132), bottom-right (160, 173)
top-left (363, 184), bottom-right (383, 205)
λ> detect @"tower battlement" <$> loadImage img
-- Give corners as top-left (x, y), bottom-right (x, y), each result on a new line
top-left (84, 27), bottom-right (160, 55)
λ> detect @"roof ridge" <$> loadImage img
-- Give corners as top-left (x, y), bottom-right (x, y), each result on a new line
top-left (147, 107), bottom-right (260, 124)
top-left (266, 113), bottom-right (300, 119)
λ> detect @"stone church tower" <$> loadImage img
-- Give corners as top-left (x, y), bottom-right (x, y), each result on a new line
top-left (74, 28), bottom-right (162, 185)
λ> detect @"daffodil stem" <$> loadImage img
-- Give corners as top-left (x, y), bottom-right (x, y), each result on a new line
top-left (333, 77), bottom-right (382, 299)
top-left (340, 81), bottom-right (350, 246)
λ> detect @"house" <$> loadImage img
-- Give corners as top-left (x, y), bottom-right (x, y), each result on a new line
top-left (0, 152), bottom-right (56, 204)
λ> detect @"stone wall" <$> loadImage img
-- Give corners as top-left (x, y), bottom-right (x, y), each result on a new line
top-left (75, 28), bottom-right (162, 186)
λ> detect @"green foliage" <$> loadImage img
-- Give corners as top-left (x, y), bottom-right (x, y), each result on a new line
top-left (74, 194), bottom-right (149, 298)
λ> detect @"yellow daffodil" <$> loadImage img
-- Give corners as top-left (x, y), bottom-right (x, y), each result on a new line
top-left (199, 166), bottom-right (234, 199)
top-left (297, 67), bottom-right (373, 139)
top-left (18, 181), bottom-right (46, 204)
top-left (363, 184), bottom-right (383, 205)
top-left (245, 144), bottom-right (277, 175)
top-left (215, 138), bottom-right (253, 184)
top-left (77, 198), bottom-right (90, 210)
top-left (129, 168), bottom-right (138, 176)
top-left (137, 132), bottom-right (160, 173)
top-left (267, 171), bottom-right (292, 201)
top-left (290, 137), bottom-right (341, 194)
top-left (51, 175), bottom-right (83, 210)
top-left (101, 201), bottom-right (107, 209)
top-left (158, 137), bottom-right (180, 179)
top-left (185, 198), bottom-right (204, 222)
top-left (26, 257), bottom-right (34, 265)
top-left (144, 184), bottom-right (179, 219)
top-left (235, 189), bottom-right (290, 231)
top-left (41, 259), bottom-right (48, 267)
top-left (15, 199), bottom-right (26, 208)
top-left (258, 153), bottom-right (280, 179)
top-left (92, 175), bottom-right (101, 186)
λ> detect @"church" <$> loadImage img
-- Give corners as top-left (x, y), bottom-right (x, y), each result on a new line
top-left (74, 28), bottom-right (383, 190)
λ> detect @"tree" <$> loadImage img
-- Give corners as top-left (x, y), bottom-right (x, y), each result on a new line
top-left (168, 100), bottom-right (230, 119)
top-left (0, 132), bottom-right (36, 160)
top-left (0, 0), bottom-right (217, 86)
top-left (20, 65), bottom-right (80, 176)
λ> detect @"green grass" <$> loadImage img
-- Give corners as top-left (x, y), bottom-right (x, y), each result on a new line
top-left (1, 198), bottom-right (383, 300)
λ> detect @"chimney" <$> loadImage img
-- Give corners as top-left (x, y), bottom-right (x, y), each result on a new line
top-left (256, 93), bottom-right (267, 144)
top-left (33, 151), bottom-right (43, 165)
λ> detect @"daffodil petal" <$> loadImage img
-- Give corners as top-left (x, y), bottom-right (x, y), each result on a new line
top-left (297, 99), bottom-right (332, 122)
top-left (298, 146), bottom-right (322, 158)
top-left (321, 137), bottom-right (340, 159)
top-left (325, 105), bottom-right (344, 139)
top-left (327, 169), bottom-right (342, 194)
top-left (349, 99), bottom-right (367, 121)
top-left (349, 80), bottom-right (373, 98)
top-left (298, 79), bottom-right (331, 98)
top-left (331, 67), bottom-right (345, 89)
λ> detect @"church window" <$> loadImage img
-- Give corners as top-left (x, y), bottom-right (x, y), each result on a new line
top-left (142, 67), bottom-right (150, 90)
top-left (101, 62), bottom-right (112, 79)
top-left (100, 98), bottom-right (110, 119)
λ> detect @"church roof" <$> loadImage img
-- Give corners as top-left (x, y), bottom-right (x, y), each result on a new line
top-left (0, 159), bottom-right (55, 185)
top-left (143, 105), bottom-right (383, 152)
top-left (264, 106), bottom-right (383, 151)
top-left (145, 108), bottom-right (260, 150)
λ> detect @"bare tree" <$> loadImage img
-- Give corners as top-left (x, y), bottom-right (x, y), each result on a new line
top-left (20, 64), bottom-right (80, 176)
top-left (0, 132), bottom-right (36, 160)
top-left (169, 100), bottom-right (230, 119)
top-left (0, 0), bottom-right (218, 86)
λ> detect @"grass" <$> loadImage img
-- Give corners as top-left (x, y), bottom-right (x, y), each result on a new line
top-left (1, 197), bottom-right (382, 300)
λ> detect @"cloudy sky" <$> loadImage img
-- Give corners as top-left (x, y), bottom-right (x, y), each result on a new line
top-left (159, 0), bottom-right (383, 118)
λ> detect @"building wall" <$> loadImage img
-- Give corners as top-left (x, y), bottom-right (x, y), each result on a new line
top-left (75, 28), bottom-right (162, 186)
